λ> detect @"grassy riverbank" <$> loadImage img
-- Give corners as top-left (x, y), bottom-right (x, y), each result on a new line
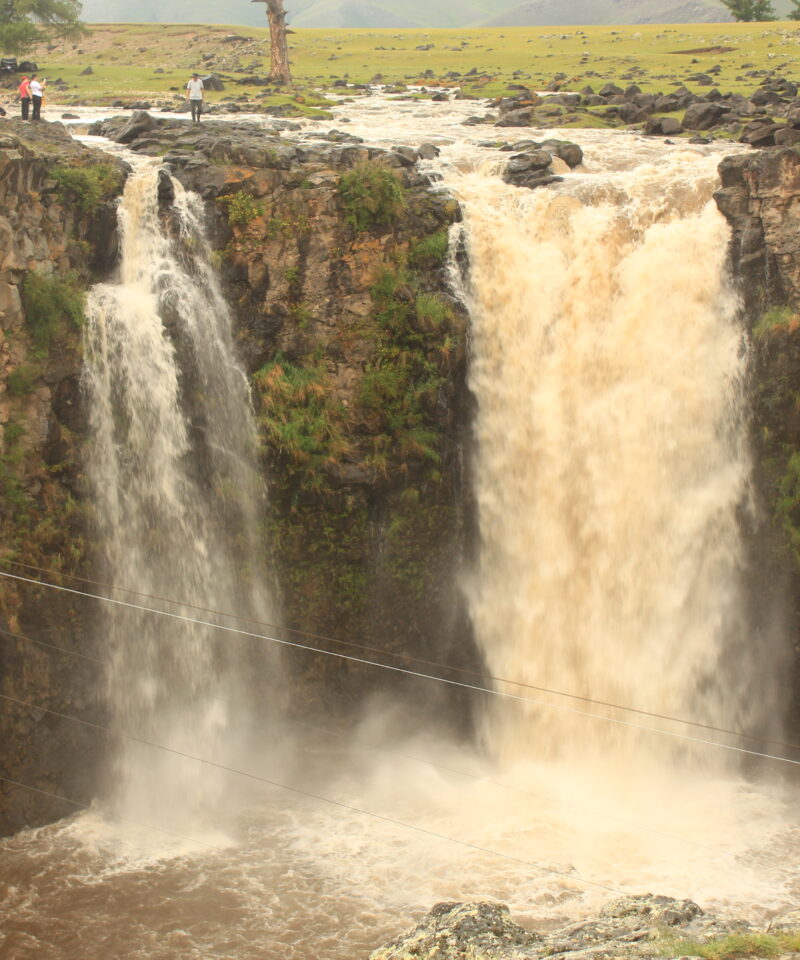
top-left (2, 19), bottom-right (796, 109)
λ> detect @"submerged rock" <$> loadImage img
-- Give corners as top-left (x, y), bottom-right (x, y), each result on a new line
top-left (502, 138), bottom-right (582, 190)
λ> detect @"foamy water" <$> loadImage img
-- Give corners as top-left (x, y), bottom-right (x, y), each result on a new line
top-left (2, 94), bottom-right (799, 960)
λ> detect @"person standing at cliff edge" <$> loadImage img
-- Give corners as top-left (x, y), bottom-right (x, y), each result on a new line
top-left (30, 75), bottom-right (44, 121)
top-left (186, 73), bottom-right (204, 122)
top-left (18, 75), bottom-right (31, 120)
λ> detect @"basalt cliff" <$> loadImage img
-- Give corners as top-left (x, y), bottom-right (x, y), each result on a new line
top-left (1, 116), bottom-right (800, 835)
top-left (0, 116), bottom-right (473, 833)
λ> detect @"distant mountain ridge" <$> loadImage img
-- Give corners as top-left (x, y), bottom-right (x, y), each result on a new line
top-left (78, 0), bottom-right (795, 26)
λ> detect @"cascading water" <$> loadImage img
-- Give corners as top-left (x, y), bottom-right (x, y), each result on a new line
top-left (456, 152), bottom-right (775, 771)
top-left (83, 161), bottom-right (280, 829)
top-left (2, 101), bottom-right (799, 960)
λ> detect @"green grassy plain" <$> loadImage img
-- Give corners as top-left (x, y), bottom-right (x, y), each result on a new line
top-left (15, 19), bottom-right (800, 110)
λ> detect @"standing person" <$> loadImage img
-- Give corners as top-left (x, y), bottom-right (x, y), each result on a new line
top-left (30, 75), bottom-right (43, 121)
top-left (186, 73), bottom-right (204, 122)
top-left (18, 75), bottom-right (31, 121)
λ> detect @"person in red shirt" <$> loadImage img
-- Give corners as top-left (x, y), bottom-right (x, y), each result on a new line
top-left (18, 76), bottom-right (31, 121)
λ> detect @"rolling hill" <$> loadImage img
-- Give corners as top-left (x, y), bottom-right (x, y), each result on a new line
top-left (78, 0), bottom-right (798, 26)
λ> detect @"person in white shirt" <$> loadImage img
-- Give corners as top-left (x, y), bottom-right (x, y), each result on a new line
top-left (186, 74), bottom-right (204, 122)
top-left (30, 75), bottom-right (44, 121)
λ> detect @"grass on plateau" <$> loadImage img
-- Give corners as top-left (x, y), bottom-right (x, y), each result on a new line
top-left (6, 19), bottom-right (800, 111)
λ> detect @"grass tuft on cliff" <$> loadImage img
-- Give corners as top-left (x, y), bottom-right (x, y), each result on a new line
top-left (50, 163), bottom-right (124, 214)
top-left (338, 161), bottom-right (406, 232)
top-left (21, 270), bottom-right (86, 359)
top-left (218, 191), bottom-right (265, 225)
top-left (253, 354), bottom-right (352, 488)
top-left (753, 305), bottom-right (799, 340)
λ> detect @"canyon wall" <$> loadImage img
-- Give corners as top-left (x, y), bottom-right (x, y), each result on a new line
top-left (3, 116), bottom-right (800, 836)
top-left (0, 121), bottom-right (126, 832)
top-left (0, 117), bottom-right (476, 834)
top-left (715, 148), bottom-right (800, 727)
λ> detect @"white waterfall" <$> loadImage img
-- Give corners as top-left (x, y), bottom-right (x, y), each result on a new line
top-left (83, 163), bottom-right (279, 829)
top-left (455, 150), bottom-right (772, 769)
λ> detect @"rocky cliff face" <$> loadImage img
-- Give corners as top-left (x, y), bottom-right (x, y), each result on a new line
top-left (0, 121), bottom-right (127, 833)
top-left (0, 116), bottom-right (476, 834)
top-left (714, 147), bottom-right (800, 727)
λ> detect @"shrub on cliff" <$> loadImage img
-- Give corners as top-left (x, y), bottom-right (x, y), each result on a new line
top-left (21, 270), bottom-right (85, 358)
top-left (50, 163), bottom-right (123, 214)
top-left (337, 161), bottom-right (406, 232)
top-left (217, 191), bottom-right (265, 226)
top-left (253, 354), bottom-right (352, 487)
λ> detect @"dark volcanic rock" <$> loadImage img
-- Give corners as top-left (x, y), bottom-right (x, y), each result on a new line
top-left (683, 100), bottom-right (727, 130)
top-left (496, 107), bottom-right (533, 127)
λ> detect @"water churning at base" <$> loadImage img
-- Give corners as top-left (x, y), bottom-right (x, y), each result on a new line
top-left (83, 163), bottom-right (278, 828)
top-left (456, 152), bottom-right (771, 768)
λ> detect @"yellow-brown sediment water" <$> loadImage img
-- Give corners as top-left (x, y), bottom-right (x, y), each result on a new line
top-left (1, 97), bottom-right (799, 960)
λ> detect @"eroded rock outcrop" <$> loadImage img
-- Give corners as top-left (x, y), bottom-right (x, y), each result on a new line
top-left (714, 147), bottom-right (800, 727)
top-left (0, 120), bottom-right (127, 834)
top-left (371, 895), bottom-right (800, 960)
top-left (0, 116), bottom-right (477, 834)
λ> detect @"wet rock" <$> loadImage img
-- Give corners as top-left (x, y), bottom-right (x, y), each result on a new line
top-left (503, 148), bottom-right (564, 190)
top-left (508, 150), bottom-right (553, 173)
top-left (157, 168), bottom-right (175, 210)
top-left (115, 110), bottom-right (158, 144)
top-left (391, 145), bottom-right (418, 167)
top-left (417, 143), bottom-right (440, 160)
top-left (539, 139), bottom-right (583, 167)
top-left (599, 894), bottom-right (703, 926)
top-left (369, 901), bottom-right (542, 960)
top-left (496, 108), bottom-right (533, 127)
top-left (370, 895), bottom-right (730, 960)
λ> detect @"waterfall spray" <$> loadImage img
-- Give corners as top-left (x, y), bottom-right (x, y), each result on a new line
top-left (456, 153), bottom-right (775, 770)
top-left (83, 162), bottom-right (280, 829)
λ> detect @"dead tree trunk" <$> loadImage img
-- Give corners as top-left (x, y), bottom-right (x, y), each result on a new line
top-left (252, 0), bottom-right (292, 85)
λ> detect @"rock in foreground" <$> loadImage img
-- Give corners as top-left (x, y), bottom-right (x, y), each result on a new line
top-left (370, 894), bottom-right (800, 960)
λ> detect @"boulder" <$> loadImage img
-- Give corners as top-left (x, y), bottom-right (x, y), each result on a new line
top-left (416, 142), bottom-right (440, 160)
top-left (609, 102), bottom-right (649, 124)
top-left (507, 150), bottom-right (553, 174)
top-left (644, 116), bottom-right (683, 136)
top-left (741, 123), bottom-right (786, 147)
top-left (775, 127), bottom-right (800, 147)
top-left (496, 108), bottom-right (533, 127)
top-left (751, 88), bottom-right (786, 107)
top-left (369, 901), bottom-right (541, 960)
top-left (600, 82), bottom-right (624, 97)
top-left (683, 101), bottom-right (726, 130)
top-left (115, 110), bottom-right (158, 145)
top-left (539, 138), bottom-right (583, 167)
top-left (202, 73), bottom-right (225, 92)
top-left (503, 148), bottom-right (564, 190)
top-left (599, 894), bottom-right (703, 927)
